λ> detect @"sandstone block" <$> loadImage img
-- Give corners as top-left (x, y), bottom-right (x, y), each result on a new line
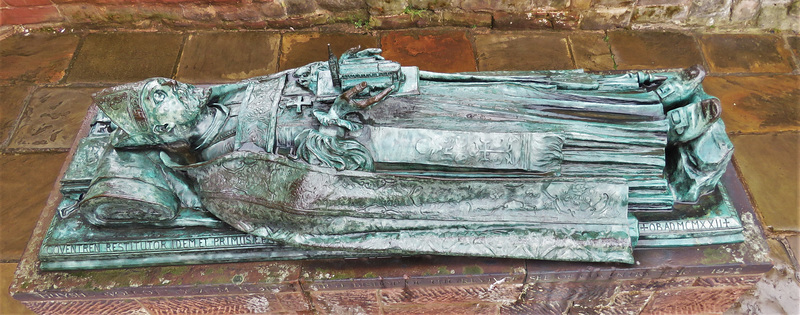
top-left (631, 5), bottom-right (689, 25)
top-left (552, 11), bottom-right (580, 29)
top-left (3, 0), bottom-right (51, 7)
top-left (365, 0), bottom-right (407, 15)
top-left (316, 0), bottom-right (366, 11)
top-left (685, 0), bottom-right (732, 26)
top-left (6, 87), bottom-right (97, 150)
top-left (460, 0), bottom-right (534, 12)
top-left (0, 33), bottom-right (79, 83)
top-left (181, 4), bottom-right (216, 21)
top-left (580, 7), bottom-right (632, 29)
top-left (260, 1), bottom-right (286, 18)
top-left (408, 0), bottom-right (456, 11)
top-left (571, 0), bottom-right (592, 9)
top-left (758, 0), bottom-right (800, 31)
top-left (380, 30), bottom-right (476, 73)
top-left (267, 14), bottom-right (328, 28)
top-left (569, 31), bottom-right (616, 71)
top-left (58, 3), bottom-right (108, 24)
top-left (730, 0), bottom-right (761, 23)
top-left (1, 5), bottom-right (62, 25)
top-left (591, 0), bottom-right (635, 8)
top-left (0, 153), bottom-right (68, 260)
top-left (369, 14), bottom-right (417, 29)
top-left (492, 11), bottom-right (553, 29)
top-left (441, 10), bottom-right (492, 27)
top-left (474, 32), bottom-right (573, 70)
top-left (638, 0), bottom-right (690, 5)
top-left (284, 0), bottom-right (317, 16)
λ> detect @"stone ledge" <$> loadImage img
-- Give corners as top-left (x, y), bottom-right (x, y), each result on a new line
top-left (3, 0), bottom-right (798, 32)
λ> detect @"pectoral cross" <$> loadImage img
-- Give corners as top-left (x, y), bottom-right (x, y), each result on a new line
top-left (477, 141), bottom-right (514, 163)
top-left (287, 96), bottom-right (313, 113)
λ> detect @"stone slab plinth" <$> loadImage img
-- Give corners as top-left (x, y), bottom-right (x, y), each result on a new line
top-left (9, 107), bottom-right (772, 315)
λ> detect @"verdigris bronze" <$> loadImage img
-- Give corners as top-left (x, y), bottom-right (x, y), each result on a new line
top-left (44, 47), bottom-right (741, 268)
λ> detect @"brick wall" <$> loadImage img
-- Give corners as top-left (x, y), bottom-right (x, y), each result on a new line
top-left (1, 0), bottom-right (798, 32)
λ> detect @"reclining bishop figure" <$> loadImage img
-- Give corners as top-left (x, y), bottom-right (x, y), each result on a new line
top-left (76, 47), bottom-right (734, 264)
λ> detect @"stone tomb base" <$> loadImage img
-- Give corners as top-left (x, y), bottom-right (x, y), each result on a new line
top-left (10, 109), bottom-right (772, 314)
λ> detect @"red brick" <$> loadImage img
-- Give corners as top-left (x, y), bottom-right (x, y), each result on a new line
top-left (1, 5), bottom-right (62, 25)
top-left (3, 0), bottom-right (51, 7)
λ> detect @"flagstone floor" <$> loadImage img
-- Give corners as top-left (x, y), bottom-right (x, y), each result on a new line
top-left (1, 27), bottom-right (798, 314)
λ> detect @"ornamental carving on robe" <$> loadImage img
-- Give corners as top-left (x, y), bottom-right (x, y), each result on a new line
top-left (54, 47), bottom-right (740, 265)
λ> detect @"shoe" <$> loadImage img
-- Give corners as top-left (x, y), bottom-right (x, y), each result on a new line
top-left (667, 98), bottom-right (722, 144)
top-left (657, 65), bottom-right (706, 111)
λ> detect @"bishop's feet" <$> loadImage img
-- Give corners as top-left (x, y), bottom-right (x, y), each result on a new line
top-left (667, 97), bottom-right (722, 144)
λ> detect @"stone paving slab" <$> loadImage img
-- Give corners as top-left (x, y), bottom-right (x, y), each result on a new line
top-left (279, 32), bottom-right (379, 71)
top-left (0, 153), bottom-right (67, 261)
top-left (7, 87), bottom-right (98, 150)
top-left (473, 32), bottom-right (574, 71)
top-left (569, 31), bottom-right (615, 71)
top-left (66, 33), bottom-right (184, 83)
top-left (176, 32), bottom-right (281, 84)
top-left (0, 85), bottom-right (32, 148)
top-left (0, 29), bottom-right (797, 315)
top-left (0, 263), bottom-right (33, 314)
top-left (731, 132), bottom-right (800, 232)
top-left (0, 34), bottom-right (80, 84)
top-left (787, 36), bottom-right (800, 69)
top-left (702, 75), bottom-right (800, 134)
top-left (380, 30), bottom-right (476, 73)
top-left (699, 34), bottom-right (795, 74)
top-left (608, 31), bottom-right (704, 70)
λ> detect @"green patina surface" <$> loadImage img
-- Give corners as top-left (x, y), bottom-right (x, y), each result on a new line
top-left (39, 48), bottom-right (743, 270)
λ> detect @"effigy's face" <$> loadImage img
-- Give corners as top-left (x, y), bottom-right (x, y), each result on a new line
top-left (142, 78), bottom-right (207, 130)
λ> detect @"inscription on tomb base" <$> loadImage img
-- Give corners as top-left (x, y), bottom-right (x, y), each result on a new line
top-left (639, 217), bottom-right (740, 235)
top-left (43, 235), bottom-right (272, 256)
